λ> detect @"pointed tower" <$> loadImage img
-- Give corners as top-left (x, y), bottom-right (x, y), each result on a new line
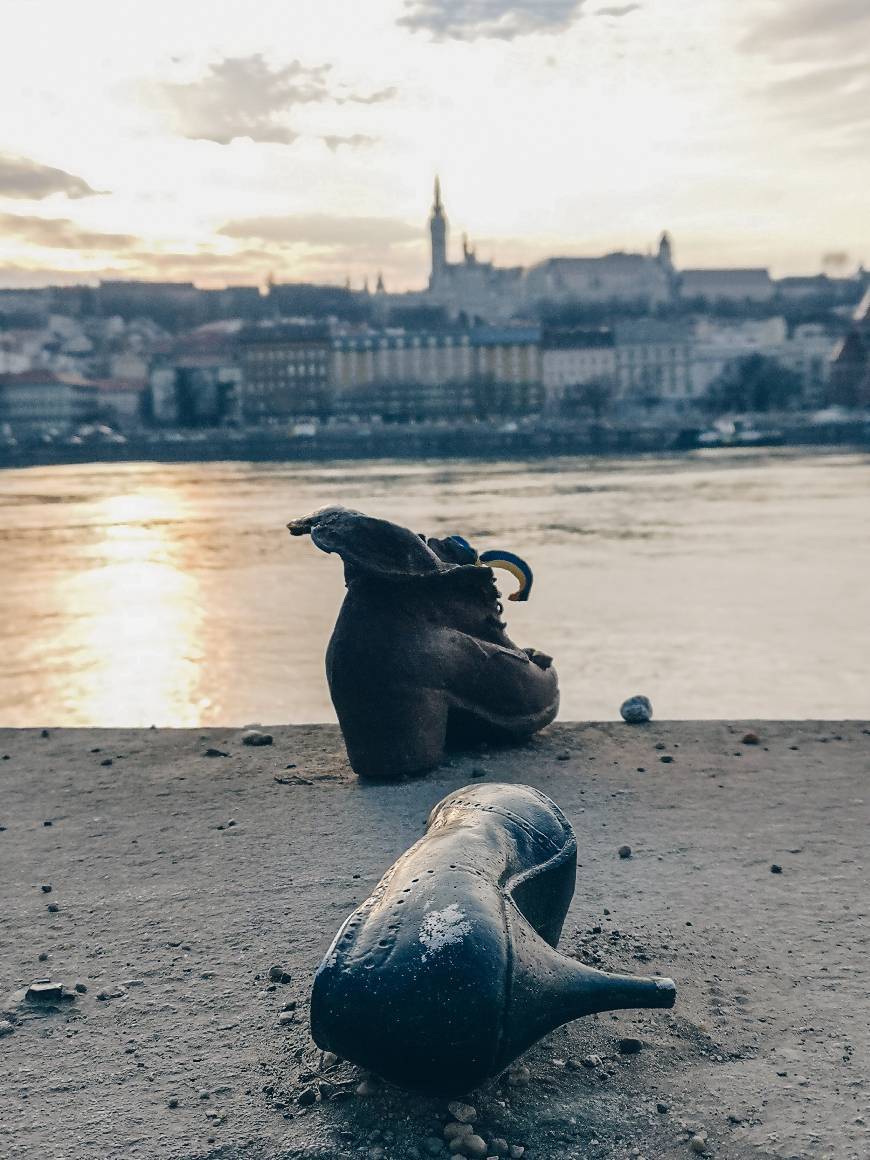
top-left (429, 175), bottom-right (448, 288)
top-left (658, 231), bottom-right (674, 272)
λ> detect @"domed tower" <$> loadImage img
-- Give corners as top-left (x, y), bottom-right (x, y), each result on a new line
top-left (429, 175), bottom-right (448, 288)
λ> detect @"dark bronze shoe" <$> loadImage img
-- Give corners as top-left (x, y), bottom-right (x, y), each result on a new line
top-left (288, 507), bottom-right (559, 779)
top-left (310, 783), bottom-right (676, 1094)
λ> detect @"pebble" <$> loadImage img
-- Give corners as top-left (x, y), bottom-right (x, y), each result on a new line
top-left (198, 1089), bottom-right (210, 1100)
top-left (770, 864), bottom-right (783, 874)
top-left (444, 1123), bottom-right (473, 1141)
top-left (368, 1148), bottom-right (386, 1160)
top-left (41, 728), bottom-right (50, 738)
top-left (422, 1139), bottom-right (445, 1156)
top-left (659, 755), bottom-right (674, 764)
top-left (620, 695), bottom-right (653, 723)
top-left (297, 1087), bottom-right (317, 1107)
top-left (41, 884), bottom-right (52, 893)
top-left (689, 1133), bottom-right (708, 1153)
top-left (618, 1037), bottom-right (643, 1054)
top-left (506, 1063), bottom-right (531, 1086)
top-left (470, 767), bottom-right (486, 778)
top-left (356, 1078), bottom-right (378, 1096)
top-left (556, 749), bottom-right (571, 760)
top-left (204, 748), bottom-right (228, 758)
top-left (0, 1020), bottom-right (14, 1037)
top-left (447, 1101), bottom-right (477, 1124)
top-left (618, 844), bottom-right (632, 859)
top-left (277, 1012), bottom-right (295, 1026)
top-left (582, 1055), bottom-right (602, 1068)
top-left (741, 731), bottom-right (760, 745)
top-left (321, 1050), bottom-right (338, 1069)
top-left (657, 1102), bottom-right (670, 1114)
top-left (489, 1139), bottom-right (508, 1156)
top-left (269, 965), bottom-right (292, 983)
top-left (462, 1136), bottom-right (487, 1158)
top-left (38, 952), bottom-right (48, 962)
top-left (509, 1148), bottom-right (525, 1159)
top-left (47, 902), bottom-right (59, 912)
top-left (242, 729), bottom-right (273, 746)
top-left (167, 1097), bottom-right (178, 1108)
top-left (100, 758), bottom-right (113, 767)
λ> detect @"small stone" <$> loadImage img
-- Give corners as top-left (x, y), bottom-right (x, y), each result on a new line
top-left (356, 1078), bottom-right (378, 1096)
top-left (463, 1136), bottom-right (487, 1158)
top-left (618, 1037), bottom-right (643, 1054)
top-left (620, 695), bottom-right (652, 724)
top-left (278, 1012), bottom-right (295, 1026)
top-left (297, 1087), bottom-right (317, 1107)
top-left (741, 732), bottom-right (760, 745)
top-left (269, 965), bottom-right (292, 983)
top-left (618, 845), bottom-right (632, 859)
top-left (100, 758), bottom-right (113, 767)
top-left (556, 749), bottom-right (571, 761)
top-left (489, 1140), bottom-right (508, 1157)
top-left (167, 1097), bottom-right (179, 1108)
top-left (205, 748), bottom-right (228, 757)
top-left (0, 1020), bottom-right (14, 1037)
top-left (43, 819), bottom-right (53, 826)
top-left (444, 1123), bottom-right (473, 1142)
top-left (506, 1063), bottom-right (530, 1086)
top-left (770, 864), bottom-right (783, 874)
top-left (368, 1148), bottom-right (385, 1160)
top-left (655, 741), bottom-right (666, 750)
top-left (321, 1050), bottom-right (338, 1069)
top-left (470, 766), bottom-right (486, 778)
top-left (657, 1102), bottom-right (670, 1114)
top-left (581, 1054), bottom-right (601, 1068)
top-left (689, 1133), bottom-right (707, 1153)
top-left (41, 884), bottom-right (52, 894)
top-left (38, 952), bottom-right (49, 962)
top-left (281, 1000), bottom-right (297, 1012)
top-left (659, 755), bottom-right (674, 764)
top-left (47, 902), bottom-right (59, 912)
top-left (422, 1139), bottom-right (445, 1156)
top-left (447, 1101), bottom-right (477, 1123)
top-left (509, 1148), bottom-right (525, 1160)
top-left (198, 1089), bottom-right (210, 1100)
top-left (242, 729), bottom-right (273, 747)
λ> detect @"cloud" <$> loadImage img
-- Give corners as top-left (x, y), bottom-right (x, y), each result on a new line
top-left (743, 2), bottom-right (870, 148)
top-left (156, 55), bottom-right (332, 144)
top-left (339, 86), bottom-right (398, 105)
top-left (0, 213), bottom-right (137, 251)
top-left (218, 214), bottom-right (420, 247)
top-left (0, 154), bottom-right (102, 200)
top-left (321, 134), bottom-right (377, 151)
top-left (153, 56), bottom-right (398, 145)
top-left (742, 0), bottom-right (870, 57)
top-left (595, 4), bottom-right (639, 16)
top-left (398, 0), bottom-right (585, 41)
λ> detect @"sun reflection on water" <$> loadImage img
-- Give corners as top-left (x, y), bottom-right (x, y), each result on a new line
top-left (64, 488), bottom-right (208, 727)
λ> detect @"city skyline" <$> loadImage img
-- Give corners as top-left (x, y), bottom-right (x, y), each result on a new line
top-left (1, 0), bottom-right (868, 290)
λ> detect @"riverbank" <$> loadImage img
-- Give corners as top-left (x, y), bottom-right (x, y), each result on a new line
top-left (1, 417), bottom-right (868, 469)
top-left (1, 721), bottom-right (868, 1159)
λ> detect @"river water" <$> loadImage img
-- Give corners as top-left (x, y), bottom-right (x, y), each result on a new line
top-left (0, 449), bottom-right (867, 727)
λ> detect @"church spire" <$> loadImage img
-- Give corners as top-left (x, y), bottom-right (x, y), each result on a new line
top-left (429, 174), bottom-right (448, 288)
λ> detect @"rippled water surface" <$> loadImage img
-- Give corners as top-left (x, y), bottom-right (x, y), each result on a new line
top-left (0, 450), bottom-right (867, 726)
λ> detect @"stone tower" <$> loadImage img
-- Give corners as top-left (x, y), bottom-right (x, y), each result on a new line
top-left (658, 230), bottom-right (674, 272)
top-left (429, 176), bottom-right (448, 288)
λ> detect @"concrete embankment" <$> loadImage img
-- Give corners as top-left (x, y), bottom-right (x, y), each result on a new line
top-left (1, 721), bottom-right (867, 1159)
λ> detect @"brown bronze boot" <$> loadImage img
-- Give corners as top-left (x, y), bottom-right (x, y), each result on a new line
top-left (288, 507), bottom-right (559, 779)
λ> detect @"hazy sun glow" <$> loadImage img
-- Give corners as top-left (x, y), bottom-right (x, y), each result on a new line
top-left (1, 0), bottom-right (868, 289)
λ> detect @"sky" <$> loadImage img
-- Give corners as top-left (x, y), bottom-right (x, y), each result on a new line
top-left (0, 0), bottom-right (868, 290)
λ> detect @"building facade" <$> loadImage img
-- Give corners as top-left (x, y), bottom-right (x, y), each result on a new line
top-left (239, 322), bottom-right (332, 422)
